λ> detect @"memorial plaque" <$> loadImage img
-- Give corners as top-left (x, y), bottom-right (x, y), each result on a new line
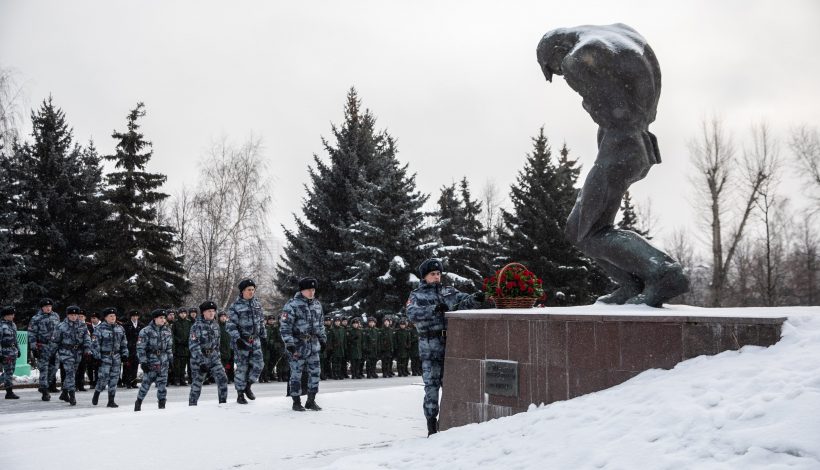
top-left (485, 360), bottom-right (518, 397)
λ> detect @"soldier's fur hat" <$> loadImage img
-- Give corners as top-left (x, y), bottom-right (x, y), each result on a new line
top-left (101, 307), bottom-right (117, 317)
top-left (418, 258), bottom-right (444, 278)
top-left (298, 277), bottom-right (318, 291)
top-left (39, 298), bottom-right (53, 308)
top-left (151, 308), bottom-right (167, 319)
top-left (65, 305), bottom-right (81, 315)
top-left (199, 301), bottom-right (218, 313)
top-left (238, 278), bottom-right (256, 291)
top-left (1, 306), bottom-right (16, 317)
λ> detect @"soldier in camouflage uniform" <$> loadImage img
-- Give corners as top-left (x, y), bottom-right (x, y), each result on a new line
top-left (347, 317), bottom-right (364, 379)
top-left (188, 301), bottom-right (229, 405)
top-left (227, 278), bottom-right (266, 404)
top-left (218, 311), bottom-right (234, 383)
top-left (135, 309), bottom-right (173, 411)
top-left (1, 306), bottom-right (20, 399)
top-left (379, 317), bottom-right (395, 378)
top-left (47, 305), bottom-right (93, 406)
top-left (280, 277), bottom-right (327, 411)
top-left (91, 307), bottom-right (128, 408)
top-left (172, 308), bottom-right (192, 386)
top-left (363, 316), bottom-right (380, 378)
top-left (395, 318), bottom-right (412, 377)
top-left (28, 297), bottom-right (60, 400)
top-left (320, 316), bottom-right (332, 380)
top-left (407, 258), bottom-right (485, 436)
top-left (328, 316), bottom-right (346, 380)
top-left (409, 320), bottom-right (421, 376)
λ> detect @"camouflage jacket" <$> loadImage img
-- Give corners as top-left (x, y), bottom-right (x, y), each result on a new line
top-left (226, 296), bottom-right (266, 348)
top-left (280, 292), bottom-right (327, 357)
top-left (189, 317), bottom-right (221, 364)
top-left (0, 319), bottom-right (18, 357)
top-left (48, 319), bottom-right (92, 358)
top-left (137, 322), bottom-right (173, 366)
top-left (92, 322), bottom-right (128, 360)
top-left (28, 309), bottom-right (60, 347)
top-left (407, 281), bottom-right (478, 334)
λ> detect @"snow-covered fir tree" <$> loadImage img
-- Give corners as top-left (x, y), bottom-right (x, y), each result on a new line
top-left (617, 191), bottom-right (651, 238)
top-left (91, 103), bottom-right (188, 310)
top-left (1, 97), bottom-right (109, 308)
top-left (433, 178), bottom-right (491, 292)
top-left (499, 127), bottom-right (609, 305)
top-left (276, 88), bottom-right (431, 314)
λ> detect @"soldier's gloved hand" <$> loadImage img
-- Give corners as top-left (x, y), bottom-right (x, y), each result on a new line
top-left (199, 363), bottom-right (209, 375)
top-left (17, 350), bottom-right (21, 358)
top-left (140, 363), bottom-right (150, 373)
top-left (434, 303), bottom-right (449, 314)
top-left (473, 291), bottom-right (486, 303)
top-left (286, 344), bottom-right (296, 355)
top-left (235, 339), bottom-right (248, 350)
top-left (319, 339), bottom-right (327, 349)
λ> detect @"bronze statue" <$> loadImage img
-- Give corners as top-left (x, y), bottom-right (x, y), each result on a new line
top-left (536, 23), bottom-right (688, 307)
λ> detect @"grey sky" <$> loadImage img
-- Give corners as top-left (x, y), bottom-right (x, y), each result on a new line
top-left (2, 0), bottom-right (819, 254)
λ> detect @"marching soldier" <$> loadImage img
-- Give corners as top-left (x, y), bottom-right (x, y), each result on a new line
top-left (47, 305), bottom-right (93, 406)
top-left (135, 309), bottom-right (173, 411)
top-left (363, 316), bottom-right (380, 379)
top-left (280, 277), bottom-right (327, 411)
top-left (1, 306), bottom-right (20, 399)
top-left (188, 301), bottom-right (229, 406)
top-left (407, 258), bottom-right (485, 436)
top-left (91, 307), bottom-right (128, 408)
top-left (28, 298), bottom-right (60, 400)
top-left (226, 278), bottom-right (266, 404)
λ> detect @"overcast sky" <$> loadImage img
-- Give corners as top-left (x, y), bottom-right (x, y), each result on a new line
top-left (2, 0), bottom-right (819, 256)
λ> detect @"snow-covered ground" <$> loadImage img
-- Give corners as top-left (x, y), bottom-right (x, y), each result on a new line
top-left (3, 309), bottom-right (819, 469)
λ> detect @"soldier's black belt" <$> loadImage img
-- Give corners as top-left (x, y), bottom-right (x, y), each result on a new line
top-left (299, 334), bottom-right (316, 340)
top-left (202, 348), bottom-right (214, 356)
top-left (421, 330), bottom-right (446, 339)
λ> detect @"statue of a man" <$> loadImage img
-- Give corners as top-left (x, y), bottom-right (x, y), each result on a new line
top-left (536, 23), bottom-right (688, 307)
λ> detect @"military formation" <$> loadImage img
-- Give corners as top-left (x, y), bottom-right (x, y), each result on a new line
top-left (1, 258), bottom-right (486, 437)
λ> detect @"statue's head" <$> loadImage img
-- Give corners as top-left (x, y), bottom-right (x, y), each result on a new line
top-left (536, 28), bottom-right (577, 82)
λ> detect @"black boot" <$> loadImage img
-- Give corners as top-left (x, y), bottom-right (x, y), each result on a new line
top-left (305, 393), bottom-right (322, 411)
top-left (92, 390), bottom-right (100, 405)
top-left (218, 396), bottom-right (227, 404)
top-left (107, 392), bottom-right (118, 408)
top-left (292, 395), bottom-right (306, 412)
top-left (48, 382), bottom-right (59, 393)
top-left (68, 391), bottom-right (76, 406)
top-left (189, 399), bottom-right (197, 406)
top-left (158, 399), bottom-right (166, 409)
top-left (39, 387), bottom-right (50, 401)
top-left (134, 398), bottom-right (142, 412)
top-left (427, 417), bottom-right (439, 437)
top-left (237, 391), bottom-right (248, 404)
top-left (5, 388), bottom-right (19, 399)
top-left (59, 389), bottom-right (69, 402)
top-left (245, 383), bottom-right (255, 400)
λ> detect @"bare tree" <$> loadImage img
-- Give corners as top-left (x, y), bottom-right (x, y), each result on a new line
top-left (480, 178), bottom-right (503, 241)
top-left (181, 136), bottom-right (274, 308)
top-left (786, 210), bottom-right (819, 305)
top-left (0, 67), bottom-right (25, 155)
top-left (689, 117), bottom-right (769, 307)
top-left (171, 185), bottom-right (199, 277)
top-left (788, 124), bottom-right (820, 208)
top-left (664, 227), bottom-right (705, 305)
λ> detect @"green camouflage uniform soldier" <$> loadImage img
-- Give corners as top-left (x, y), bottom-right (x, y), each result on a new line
top-left (218, 311), bottom-right (234, 384)
top-left (340, 317), bottom-right (351, 378)
top-left (379, 317), bottom-right (395, 378)
top-left (172, 309), bottom-right (192, 386)
top-left (395, 319), bottom-right (412, 377)
top-left (320, 316), bottom-right (332, 380)
top-left (347, 318), bottom-right (364, 379)
top-left (260, 315), bottom-right (275, 383)
top-left (329, 317), bottom-right (346, 380)
top-left (363, 316), bottom-right (380, 378)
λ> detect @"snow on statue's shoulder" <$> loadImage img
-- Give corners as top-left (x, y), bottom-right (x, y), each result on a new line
top-left (571, 23), bottom-right (647, 55)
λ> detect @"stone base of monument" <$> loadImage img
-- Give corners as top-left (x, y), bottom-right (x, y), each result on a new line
top-left (438, 306), bottom-right (786, 431)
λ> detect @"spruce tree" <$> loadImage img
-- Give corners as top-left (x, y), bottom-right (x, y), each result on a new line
top-left (4, 97), bottom-right (109, 307)
top-left (92, 103), bottom-right (188, 310)
top-left (433, 179), bottom-right (491, 292)
top-left (617, 191), bottom-right (651, 238)
top-left (499, 127), bottom-right (608, 305)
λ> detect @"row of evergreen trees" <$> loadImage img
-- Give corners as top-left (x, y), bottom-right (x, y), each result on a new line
top-left (0, 98), bottom-right (188, 313)
top-left (275, 89), bottom-right (649, 314)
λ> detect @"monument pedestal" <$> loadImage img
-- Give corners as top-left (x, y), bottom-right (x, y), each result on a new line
top-left (439, 307), bottom-right (785, 431)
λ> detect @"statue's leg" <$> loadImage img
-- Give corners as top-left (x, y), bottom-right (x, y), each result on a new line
top-left (566, 129), bottom-right (688, 307)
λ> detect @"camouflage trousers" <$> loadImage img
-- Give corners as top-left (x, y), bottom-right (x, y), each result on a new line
top-left (287, 351), bottom-right (320, 396)
top-left (95, 356), bottom-right (123, 393)
top-left (189, 352), bottom-right (228, 404)
top-left (2, 355), bottom-right (15, 388)
top-left (137, 362), bottom-right (169, 401)
top-left (37, 350), bottom-right (59, 389)
top-left (233, 343), bottom-right (263, 392)
top-left (56, 351), bottom-right (80, 392)
top-left (419, 337), bottom-right (446, 419)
